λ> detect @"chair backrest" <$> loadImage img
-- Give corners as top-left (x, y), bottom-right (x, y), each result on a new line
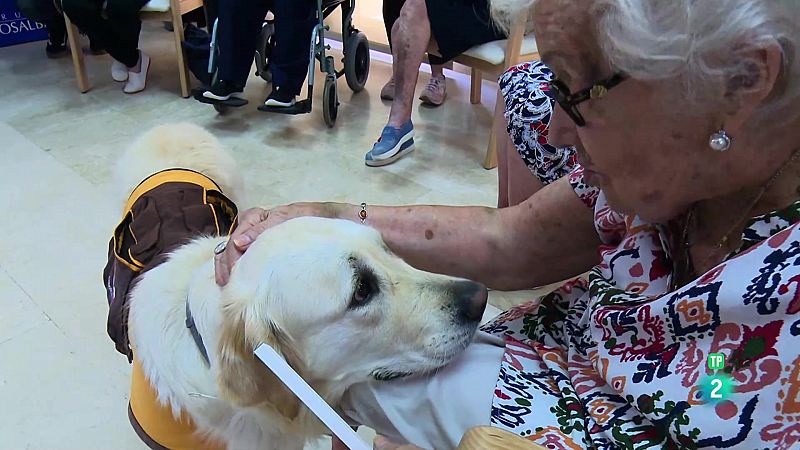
top-left (139, 0), bottom-right (203, 15)
top-left (140, 0), bottom-right (170, 13)
top-left (454, 12), bottom-right (538, 75)
top-left (173, 0), bottom-right (203, 15)
top-left (503, 15), bottom-right (527, 67)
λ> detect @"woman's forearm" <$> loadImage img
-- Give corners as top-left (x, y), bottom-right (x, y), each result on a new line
top-left (328, 177), bottom-right (600, 290)
top-left (333, 202), bottom-right (502, 281)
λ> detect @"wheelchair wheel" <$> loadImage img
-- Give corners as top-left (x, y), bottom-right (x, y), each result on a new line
top-left (255, 21), bottom-right (275, 83)
top-left (344, 31), bottom-right (370, 93)
top-left (322, 76), bottom-right (339, 128)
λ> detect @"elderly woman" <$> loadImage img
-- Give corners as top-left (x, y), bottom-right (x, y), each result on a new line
top-left (216, 0), bottom-right (800, 448)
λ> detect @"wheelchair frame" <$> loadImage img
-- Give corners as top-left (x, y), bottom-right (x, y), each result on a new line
top-left (199, 0), bottom-right (370, 128)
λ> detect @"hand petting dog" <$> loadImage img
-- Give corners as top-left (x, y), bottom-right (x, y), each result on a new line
top-left (215, 203), bottom-right (339, 285)
top-left (331, 436), bottom-right (426, 450)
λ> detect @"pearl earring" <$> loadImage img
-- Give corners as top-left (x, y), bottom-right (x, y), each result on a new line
top-left (709, 129), bottom-right (732, 152)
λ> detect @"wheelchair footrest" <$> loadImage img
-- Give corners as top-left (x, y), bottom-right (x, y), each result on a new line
top-left (257, 99), bottom-right (312, 115)
top-left (192, 88), bottom-right (249, 107)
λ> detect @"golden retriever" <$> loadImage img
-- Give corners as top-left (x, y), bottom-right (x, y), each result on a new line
top-left (114, 123), bottom-right (488, 450)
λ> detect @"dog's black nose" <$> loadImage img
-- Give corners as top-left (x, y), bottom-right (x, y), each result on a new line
top-left (451, 280), bottom-right (488, 323)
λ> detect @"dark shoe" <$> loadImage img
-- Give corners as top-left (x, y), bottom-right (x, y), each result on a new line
top-left (45, 25), bottom-right (68, 59)
top-left (45, 39), bottom-right (68, 58)
top-left (263, 86), bottom-right (296, 107)
top-left (202, 79), bottom-right (244, 101)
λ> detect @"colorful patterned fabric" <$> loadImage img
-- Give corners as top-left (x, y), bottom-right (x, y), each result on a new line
top-left (482, 167), bottom-right (800, 449)
top-left (499, 61), bottom-right (578, 185)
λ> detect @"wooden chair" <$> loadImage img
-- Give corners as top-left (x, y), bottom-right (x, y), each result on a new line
top-left (451, 17), bottom-right (539, 169)
top-left (63, 0), bottom-right (203, 97)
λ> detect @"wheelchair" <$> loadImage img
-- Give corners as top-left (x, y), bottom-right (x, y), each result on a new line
top-left (195, 0), bottom-right (370, 128)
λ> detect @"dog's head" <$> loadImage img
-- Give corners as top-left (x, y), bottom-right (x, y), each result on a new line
top-left (215, 217), bottom-right (487, 418)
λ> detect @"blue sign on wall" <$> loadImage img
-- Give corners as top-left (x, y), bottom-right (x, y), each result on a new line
top-left (0, 0), bottom-right (49, 48)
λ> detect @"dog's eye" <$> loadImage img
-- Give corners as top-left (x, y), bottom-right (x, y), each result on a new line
top-left (351, 269), bottom-right (379, 307)
top-left (349, 260), bottom-right (379, 308)
top-left (353, 278), bottom-right (373, 305)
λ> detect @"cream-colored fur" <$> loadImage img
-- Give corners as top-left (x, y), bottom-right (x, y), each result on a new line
top-left (114, 122), bottom-right (245, 208)
top-left (118, 124), bottom-right (486, 450)
top-left (488, 0), bottom-right (535, 33)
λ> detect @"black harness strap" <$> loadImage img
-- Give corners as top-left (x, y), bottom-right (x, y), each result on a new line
top-left (185, 301), bottom-right (210, 366)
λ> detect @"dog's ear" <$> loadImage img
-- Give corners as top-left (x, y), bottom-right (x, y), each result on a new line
top-left (216, 304), bottom-right (303, 419)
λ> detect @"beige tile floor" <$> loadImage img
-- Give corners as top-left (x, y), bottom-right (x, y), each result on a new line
top-left (0, 24), bottom-right (536, 450)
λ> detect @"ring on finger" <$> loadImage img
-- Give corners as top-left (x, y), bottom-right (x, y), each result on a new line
top-left (214, 241), bottom-right (227, 255)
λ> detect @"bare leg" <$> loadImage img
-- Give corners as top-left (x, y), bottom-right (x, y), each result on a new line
top-left (430, 63), bottom-right (445, 79)
top-left (387, 0), bottom-right (430, 128)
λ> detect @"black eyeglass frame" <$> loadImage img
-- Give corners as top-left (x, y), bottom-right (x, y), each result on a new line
top-left (547, 73), bottom-right (627, 127)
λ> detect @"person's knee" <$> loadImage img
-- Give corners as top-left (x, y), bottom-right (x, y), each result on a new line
top-left (401, 0), bottom-right (426, 15)
top-left (14, 0), bottom-right (38, 19)
top-left (105, 0), bottom-right (143, 19)
top-left (61, 0), bottom-right (95, 18)
top-left (394, 0), bottom-right (428, 38)
top-left (390, 20), bottom-right (401, 42)
top-left (271, 0), bottom-right (315, 21)
top-left (221, 0), bottom-right (267, 17)
top-left (18, 0), bottom-right (61, 20)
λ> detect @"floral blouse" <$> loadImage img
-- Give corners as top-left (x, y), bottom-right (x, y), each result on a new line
top-left (482, 167), bottom-right (800, 449)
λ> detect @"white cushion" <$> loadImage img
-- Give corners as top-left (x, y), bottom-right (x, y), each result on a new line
top-left (460, 35), bottom-right (538, 65)
top-left (141, 0), bottom-right (170, 12)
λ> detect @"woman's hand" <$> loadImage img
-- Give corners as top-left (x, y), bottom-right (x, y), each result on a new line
top-left (214, 202), bottom-right (343, 285)
top-left (373, 436), bottom-right (426, 450)
top-left (331, 436), bottom-right (426, 450)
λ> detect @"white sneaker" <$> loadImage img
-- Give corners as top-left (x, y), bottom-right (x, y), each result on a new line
top-left (111, 60), bottom-right (128, 82)
top-left (263, 87), bottom-right (296, 107)
top-left (124, 51), bottom-right (150, 94)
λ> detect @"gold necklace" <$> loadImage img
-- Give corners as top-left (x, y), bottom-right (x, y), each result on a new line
top-left (671, 147), bottom-right (800, 291)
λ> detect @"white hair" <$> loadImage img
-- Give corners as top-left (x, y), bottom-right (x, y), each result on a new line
top-left (490, 0), bottom-right (800, 124)
top-left (489, 0), bottom-right (535, 34)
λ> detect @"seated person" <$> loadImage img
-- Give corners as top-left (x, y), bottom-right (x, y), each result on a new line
top-left (62, 0), bottom-right (150, 94)
top-left (201, 0), bottom-right (316, 108)
top-left (17, 0), bottom-right (105, 58)
top-left (496, 61), bottom-right (577, 207)
top-left (365, 0), bottom-right (506, 167)
top-left (381, 0), bottom-right (447, 106)
top-left (15, 0), bottom-right (68, 57)
top-left (217, 0), bottom-right (800, 448)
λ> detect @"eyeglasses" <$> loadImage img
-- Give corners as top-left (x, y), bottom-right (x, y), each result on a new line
top-left (546, 73), bottom-right (627, 127)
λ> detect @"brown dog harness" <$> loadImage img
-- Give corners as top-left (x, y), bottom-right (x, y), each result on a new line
top-left (102, 168), bottom-right (238, 450)
top-left (103, 168), bottom-right (238, 360)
